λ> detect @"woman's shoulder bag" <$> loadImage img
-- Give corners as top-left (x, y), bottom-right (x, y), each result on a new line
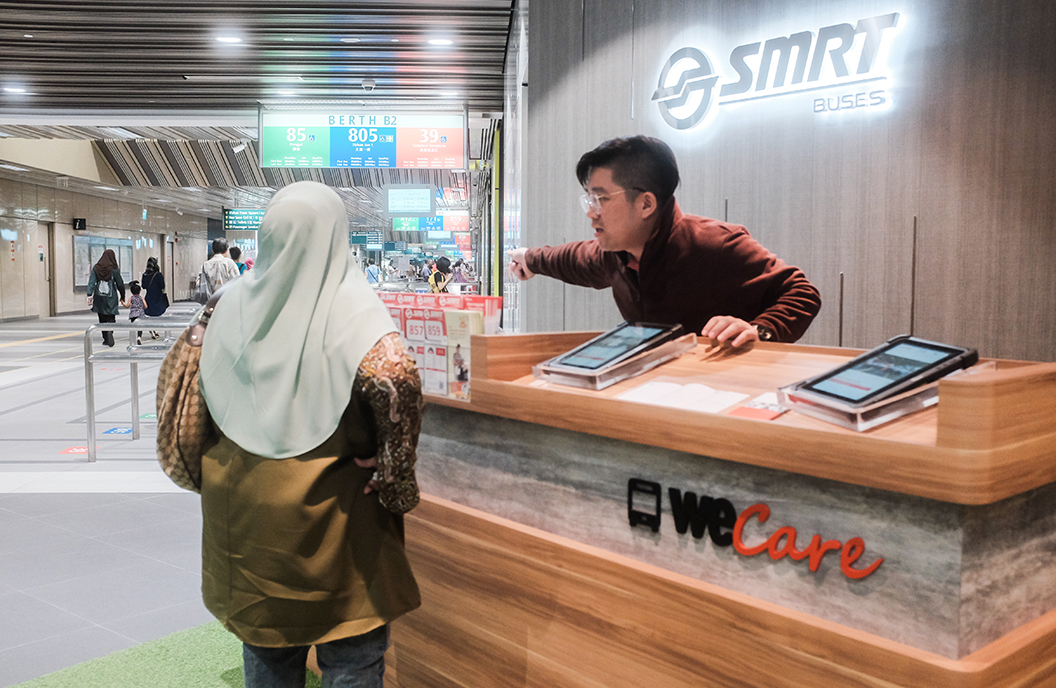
top-left (155, 292), bottom-right (221, 492)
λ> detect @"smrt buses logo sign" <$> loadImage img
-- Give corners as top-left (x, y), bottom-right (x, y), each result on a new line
top-left (653, 12), bottom-right (900, 130)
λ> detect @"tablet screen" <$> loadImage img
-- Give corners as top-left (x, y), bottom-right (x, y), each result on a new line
top-left (556, 324), bottom-right (667, 370)
top-left (808, 342), bottom-right (955, 402)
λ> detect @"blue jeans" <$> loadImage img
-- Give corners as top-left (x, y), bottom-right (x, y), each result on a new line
top-left (243, 625), bottom-right (389, 688)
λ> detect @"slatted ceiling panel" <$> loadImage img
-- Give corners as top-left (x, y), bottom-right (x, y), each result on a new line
top-left (97, 140), bottom-right (149, 186)
top-left (142, 139), bottom-right (182, 186)
top-left (234, 146), bottom-right (269, 186)
top-left (0, 1), bottom-right (511, 111)
top-left (160, 141), bottom-right (196, 187)
top-left (0, 124), bottom-right (260, 140)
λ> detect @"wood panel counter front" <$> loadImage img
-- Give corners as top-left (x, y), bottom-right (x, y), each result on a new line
top-left (439, 333), bottom-right (1056, 506)
top-left (385, 333), bottom-right (1056, 688)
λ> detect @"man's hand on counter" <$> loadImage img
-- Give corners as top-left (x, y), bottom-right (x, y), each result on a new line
top-left (701, 316), bottom-right (759, 348)
top-left (507, 247), bottom-right (536, 281)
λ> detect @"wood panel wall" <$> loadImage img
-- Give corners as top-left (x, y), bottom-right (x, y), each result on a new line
top-left (522, 0), bottom-right (1056, 361)
top-left (384, 495), bottom-right (1056, 687)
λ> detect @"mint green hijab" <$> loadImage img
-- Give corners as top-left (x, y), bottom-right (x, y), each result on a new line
top-left (199, 181), bottom-right (396, 458)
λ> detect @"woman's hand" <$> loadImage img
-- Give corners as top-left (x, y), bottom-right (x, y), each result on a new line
top-left (354, 456), bottom-right (380, 494)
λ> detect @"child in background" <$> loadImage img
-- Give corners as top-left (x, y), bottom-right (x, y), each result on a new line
top-left (122, 280), bottom-right (147, 345)
top-left (230, 246), bottom-right (247, 275)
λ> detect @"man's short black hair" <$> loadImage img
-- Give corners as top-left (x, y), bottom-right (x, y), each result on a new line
top-left (212, 238), bottom-right (229, 255)
top-left (575, 136), bottom-right (680, 205)
top-left (229, 246), bottom-right (241, 261)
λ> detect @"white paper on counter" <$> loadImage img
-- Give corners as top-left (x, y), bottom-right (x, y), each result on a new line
top-left (616, 380), bottom-right (749, 414)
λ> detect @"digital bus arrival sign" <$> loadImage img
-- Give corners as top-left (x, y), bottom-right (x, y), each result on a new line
top-left (259, 110), bottom-right (466, 169)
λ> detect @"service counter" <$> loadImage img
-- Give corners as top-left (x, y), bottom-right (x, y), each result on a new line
top-left (387, 333), bottom-right (1056, 687)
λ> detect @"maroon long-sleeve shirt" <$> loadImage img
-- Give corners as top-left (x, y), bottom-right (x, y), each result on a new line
top-left (525, 199), bottom-right (821, 342)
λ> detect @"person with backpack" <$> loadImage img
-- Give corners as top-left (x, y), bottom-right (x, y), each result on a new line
top-left (230, 246), bottom-right (248, 275)
top-left (86, 249), bottom-right (126, 348)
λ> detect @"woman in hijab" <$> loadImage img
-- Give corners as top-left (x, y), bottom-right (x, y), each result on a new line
top-left (86, 249), bottom-right (125, 347)
top-left (141, 257), bottom-right (168, 338)
top-left (197, 181), bottom-right (422, 688)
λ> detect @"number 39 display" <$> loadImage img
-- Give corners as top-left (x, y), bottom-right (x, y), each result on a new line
top-left (260, 111), bottom-right (465, 169)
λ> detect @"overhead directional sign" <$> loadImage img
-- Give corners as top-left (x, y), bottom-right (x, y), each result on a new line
top-left (260, 109), bottom-right (466, 169)
top-left (224, 208), bottom-right (266, 231)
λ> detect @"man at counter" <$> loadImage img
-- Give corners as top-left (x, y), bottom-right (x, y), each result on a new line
top-left (507, 136), bottom-right (821, 347)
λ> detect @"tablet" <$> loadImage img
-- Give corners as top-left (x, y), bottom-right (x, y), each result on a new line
top-left (548, 322), bottom-right (684, 371)
top-left (798, 335), bottom-right (978, 407)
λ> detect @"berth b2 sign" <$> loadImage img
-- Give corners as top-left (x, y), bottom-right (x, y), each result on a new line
top-left (653, 12), bottom-right (899, 130)
top-left (628, 478), bottom-right (883, 580)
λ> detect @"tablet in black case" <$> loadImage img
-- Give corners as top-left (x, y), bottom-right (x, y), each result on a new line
top-left (796, 335), bottom-right (978, 408)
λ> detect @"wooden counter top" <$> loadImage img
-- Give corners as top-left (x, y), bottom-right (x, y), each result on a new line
top-left (425, 332), bottom-right (1056, 505)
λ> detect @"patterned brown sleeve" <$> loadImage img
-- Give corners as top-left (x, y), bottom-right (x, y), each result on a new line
top-left (355, 332), bottom-right (423, 514)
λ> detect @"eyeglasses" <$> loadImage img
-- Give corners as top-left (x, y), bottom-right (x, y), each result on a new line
top-left (578, 188), bottom-right (642, 214)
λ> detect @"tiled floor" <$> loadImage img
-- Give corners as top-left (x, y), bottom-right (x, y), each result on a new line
top-left (0, 312), bottom-right (214, 687)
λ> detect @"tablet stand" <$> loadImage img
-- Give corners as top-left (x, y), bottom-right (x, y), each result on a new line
top-left (533, 333), bottom-right (698, 390)
top-left (778, 361), bottom-right (996, 431)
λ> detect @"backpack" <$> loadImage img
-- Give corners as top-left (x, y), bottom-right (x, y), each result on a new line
top-left (193, 266), bottom-right (213, 305)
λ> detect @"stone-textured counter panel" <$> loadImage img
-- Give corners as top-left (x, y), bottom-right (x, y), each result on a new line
top-left (417, 404), bottom-right (1056, 659)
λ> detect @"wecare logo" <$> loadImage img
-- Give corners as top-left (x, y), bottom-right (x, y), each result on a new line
top-left (628, 478), bottom-right (884, 580)
top-left (653, 12), bottom-right (900, 130)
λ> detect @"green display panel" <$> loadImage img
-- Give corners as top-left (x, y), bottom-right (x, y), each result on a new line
top-left (260, 125), bottom-right (329, 167)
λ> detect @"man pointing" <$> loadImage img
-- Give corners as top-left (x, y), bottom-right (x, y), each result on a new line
top-left (508, 136), bottom-right (821, 346)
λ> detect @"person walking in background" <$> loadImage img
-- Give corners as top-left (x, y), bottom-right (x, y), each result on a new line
top-left (197, 181), bottom-right (422, 688)
top-left (365, 258), bottom-right (381, 284)
top-left (229, 246), bottom-right (247, 275)
top-left (428, 256), bottom-right (453, 293)
top-left (122, 280), bottom-right (146, 345)
top-left (86, 249), bottom-right (125, 348)
top-left (201, 237), bottom-right (240, 293)
top-left (141, 256), bottom-right (168, 339)
top-left (452, 259), bottom-right (469, 283)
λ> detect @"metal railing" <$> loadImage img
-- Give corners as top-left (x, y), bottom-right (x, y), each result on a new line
top-left (83, 306), bottom-right (200, 462)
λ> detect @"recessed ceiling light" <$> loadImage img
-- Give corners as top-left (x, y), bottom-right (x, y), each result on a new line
top-left (0, 163), bottom-right (29, 172)
top-left (428, 39), bottom-right (454, 46)
top-left (391, 38), bottom-right (400, 43)
top-left (440, 91), bottom-right (460, 97)
top-left (23, 34), bottom-right (33, 38)
top-left (340, 38), bottom-right (360, 43)
top-left (216, 36), bottom-right (242, 43)
top-left (277, 90), bottom-right (297, 96)
top-left (3, 87), bottom-right (27, 93)
top-left (95, 186), bottom-right (118, 191)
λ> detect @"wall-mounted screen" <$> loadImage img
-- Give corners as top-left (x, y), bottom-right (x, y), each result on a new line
top-left (385, 185), bottom-right (435, 217)
top-left (259, 109), bottom-right (467, 169)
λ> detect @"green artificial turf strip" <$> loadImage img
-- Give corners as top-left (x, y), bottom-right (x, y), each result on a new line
top-left (14, 622), bottom-right (322, 688)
